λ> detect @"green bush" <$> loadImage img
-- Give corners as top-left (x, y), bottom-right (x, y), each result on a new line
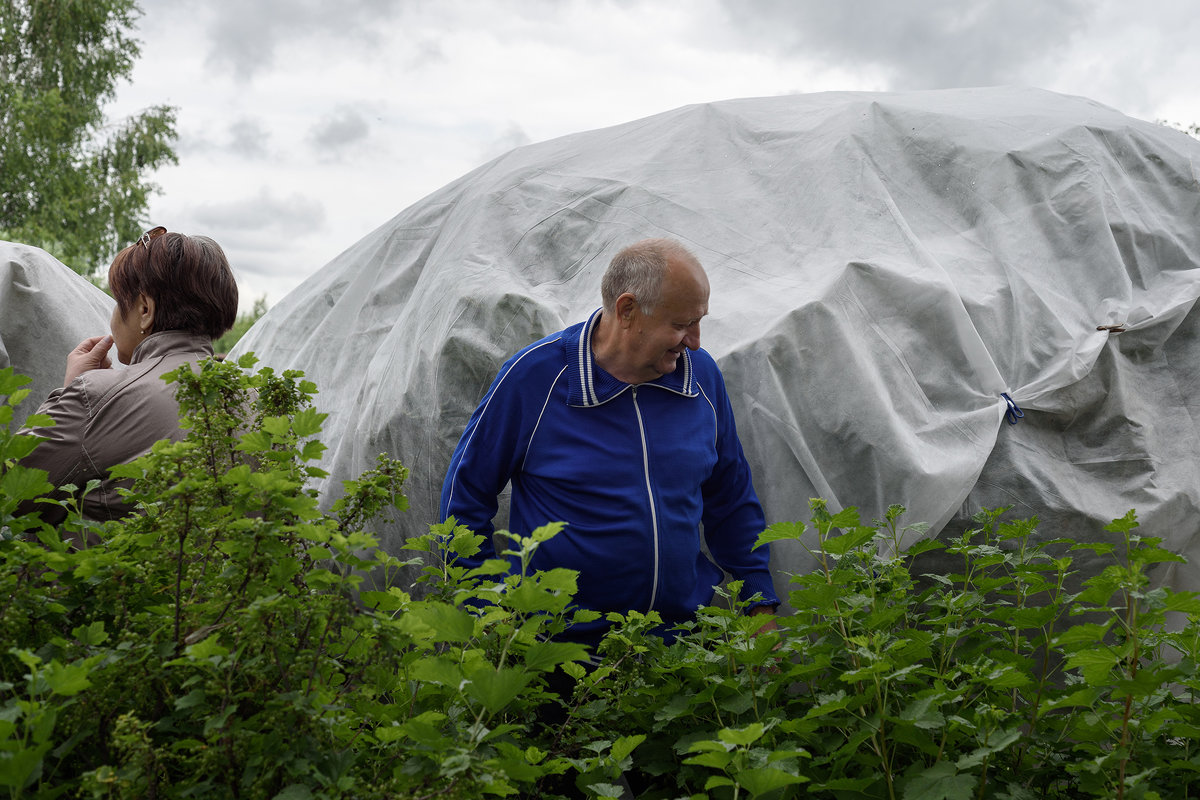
top-left (2, 359), bottom-right (1200, 799)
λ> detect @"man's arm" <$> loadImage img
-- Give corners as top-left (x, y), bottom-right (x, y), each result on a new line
top-left (698, 367), bottom-right (780, 611)
top-left (439, 356), bottom-right (533, 569)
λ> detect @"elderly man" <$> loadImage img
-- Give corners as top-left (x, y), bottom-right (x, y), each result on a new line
top-left (440, 238), bottom-right (777, 643)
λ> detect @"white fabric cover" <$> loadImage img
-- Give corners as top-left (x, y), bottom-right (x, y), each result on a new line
top-left (1, 242), bottom-right (115, 428)
top-left (233, 87), bottom-right (1200, 599)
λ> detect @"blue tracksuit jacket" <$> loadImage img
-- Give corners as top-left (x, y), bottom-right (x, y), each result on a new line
top-left (440, 309), bottom-right (778, 641)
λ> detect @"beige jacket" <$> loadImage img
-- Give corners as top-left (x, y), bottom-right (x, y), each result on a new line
top-left (18, 330), bottom-right (214, 524)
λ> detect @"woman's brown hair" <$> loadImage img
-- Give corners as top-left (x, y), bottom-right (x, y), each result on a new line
top-left (108, 231), bottom-right (239, 339)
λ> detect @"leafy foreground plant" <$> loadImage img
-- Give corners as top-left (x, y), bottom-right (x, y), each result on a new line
top-left (0, 360), bottom-right (601, 799)
top-left (4, 360), bottom-right (1200, 799)
top-left (574, 504), bottom-right (1200, 799)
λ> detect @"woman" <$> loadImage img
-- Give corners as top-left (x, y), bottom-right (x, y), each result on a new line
top-left (18, 227), bottom-right (238, 527)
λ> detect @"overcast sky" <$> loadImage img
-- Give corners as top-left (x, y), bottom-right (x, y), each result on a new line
top-left (108, 0), bottom-right (1200, 311)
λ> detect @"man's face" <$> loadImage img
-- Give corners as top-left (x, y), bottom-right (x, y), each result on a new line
top-left (625, 260), bottom-right (709, 382)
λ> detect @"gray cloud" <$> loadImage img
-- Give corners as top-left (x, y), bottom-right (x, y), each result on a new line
top-left (480, 123), bottom-right (532, 163)
top-left (228, 118), bottom-right (271, 159)
top-left (308, 108), bottom-right (371, 159)
top-left (406, 37), bottom-right (447, 70)
top-left (185, 0), bottom-right (408, 80)
top-left (718, 0), bottom-right (1090, 88)
top-left (192, 188), bottom-right (326, 236)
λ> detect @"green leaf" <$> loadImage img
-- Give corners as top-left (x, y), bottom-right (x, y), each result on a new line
top-left (1104, 510), bottom-right (1139, 535)
top-left (174, 690), bottom-right (208, 711)
top-left (610, 734), bottom-right (645, 763)
top-left (827, 507), bottom-right (861, 529)
top-left (756, 521), bottom-right (806, 548)
top-left (0, 368), bottom-right (32, 395)
top-left (0, 746), bottom-right (46, 790)
top-left (1163, 591), bottom-right (1200, 615)
top-left (905, 538), bottom-right (946, 556)
top-left (236, 431), bottom-right (274, 452)
top-left (900, 694), bottom-right (946, 730)
top-left (815, 777), bottom-right (877, 792)
top-left (1043, 687), bottom-right (1102, 711)
top-left (1055, 622), bottom-right (1113, 649)
top-left (0, 466), bottom-right (52, 503)
top-left (396, 712), bottom-right (449, 747)
top-left (184, 636), bottom-right (231, 661)
top-left (805, 690), bottom-right (854, 719)
top-left (956, 727), bottom-right (1022, 769)
top-left (717, 722), bottom-right (765, 747)
top-left (291, 407), bottom-right (327, 438)
top-left (528, 521), bottom-right (566, 543)
top-left (299, 439), bottom-right (326, 461)
top-left (1002, 605), bottom-right (1058, 629)
top-left (1, 433), bottom-right (43, 462)
top-left (982, 664), bottom-right (1031, 690)
top-left (504, 580), bottom-right (573, 614)
top-left (272, 784), bottom-right (313, 800)
top-left (43, 660), bottom-right (93, 697)
top-left (903, 761), bottom-right (977, 800)
top-left (359, 588), bottom-right (410, 612)
top-left (394, 601), bottom-right (476, 643)
top-left (1071, 542), bottom-right (1115, 556)
top-left (71, 621), bottom-right (108, 646)
top-left (736, 767), bottom-right (808, 795)
top-left (822, 525), bottom-right (877, 556)
top-left (1066, 648), bottom-right (1120, 685)
top-left (686, 751), bottom-right (734, 770)
top-left (462, 665), bottom-right (533, 714)
top-left (524, 641), bottom-right (589, 672)
top-left (1131, 546), bottom-right (1186, 566)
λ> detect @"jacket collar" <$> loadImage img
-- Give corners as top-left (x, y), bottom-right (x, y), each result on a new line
top-left (565, 308), bottom-right (697, 407)
top-left (130, 330), bottom-right (215, 365)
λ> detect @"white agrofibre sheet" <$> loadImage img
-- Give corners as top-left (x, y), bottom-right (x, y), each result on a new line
top-left (233, 87), bottom-right (1200, 602)
top-left (0, 242), bottom-right (114, 428)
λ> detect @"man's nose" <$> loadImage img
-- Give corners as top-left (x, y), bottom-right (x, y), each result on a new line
top-left (683, 323), bottom-right (701, 351)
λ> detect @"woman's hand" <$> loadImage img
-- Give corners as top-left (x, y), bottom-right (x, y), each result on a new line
top-left (64, 335), bottom-right (114, 386)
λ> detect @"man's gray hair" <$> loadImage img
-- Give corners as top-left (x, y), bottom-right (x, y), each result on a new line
top-left (601, 238), bottom-right (701, 314)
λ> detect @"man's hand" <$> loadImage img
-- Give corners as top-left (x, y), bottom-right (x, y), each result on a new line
top-left (748, 603), bottom-right (779, 634)
top-left (64, 335), bottom-right (114, 386)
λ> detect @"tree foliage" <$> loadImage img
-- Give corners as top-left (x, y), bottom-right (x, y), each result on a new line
top-left (1158, 119), bottom-right (1200, 140)
top-left (0, 0), bottom-right (177, 275)
top-left (214, 295), bottom-right (269, 355)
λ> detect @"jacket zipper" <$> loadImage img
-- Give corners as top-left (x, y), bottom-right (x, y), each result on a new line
top-left (631, 387), bottom-right (660, 611)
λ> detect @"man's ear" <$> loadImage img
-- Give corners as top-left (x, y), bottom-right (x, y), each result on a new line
top-left (614, 293), bottom-right (637, 326)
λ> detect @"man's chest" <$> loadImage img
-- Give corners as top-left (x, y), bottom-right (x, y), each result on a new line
top-left (520, 389), bottom-right (719, 492)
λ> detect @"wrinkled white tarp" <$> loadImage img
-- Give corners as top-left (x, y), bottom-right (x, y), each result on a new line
top-left (0, 242), bottom-right (114, 427)
top-left (233, 87), bottom-right (1200, 601)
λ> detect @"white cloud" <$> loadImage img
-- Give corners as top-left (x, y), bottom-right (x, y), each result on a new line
top-left (107, 0), bottom-right (1200, 312)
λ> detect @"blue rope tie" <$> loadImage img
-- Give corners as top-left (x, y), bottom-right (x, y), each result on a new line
top-left (1001, 392), bottom-right (1024, 425)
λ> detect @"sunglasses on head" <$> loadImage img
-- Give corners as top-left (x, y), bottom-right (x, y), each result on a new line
top-left (135, 226), bottom-right (167, 248)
